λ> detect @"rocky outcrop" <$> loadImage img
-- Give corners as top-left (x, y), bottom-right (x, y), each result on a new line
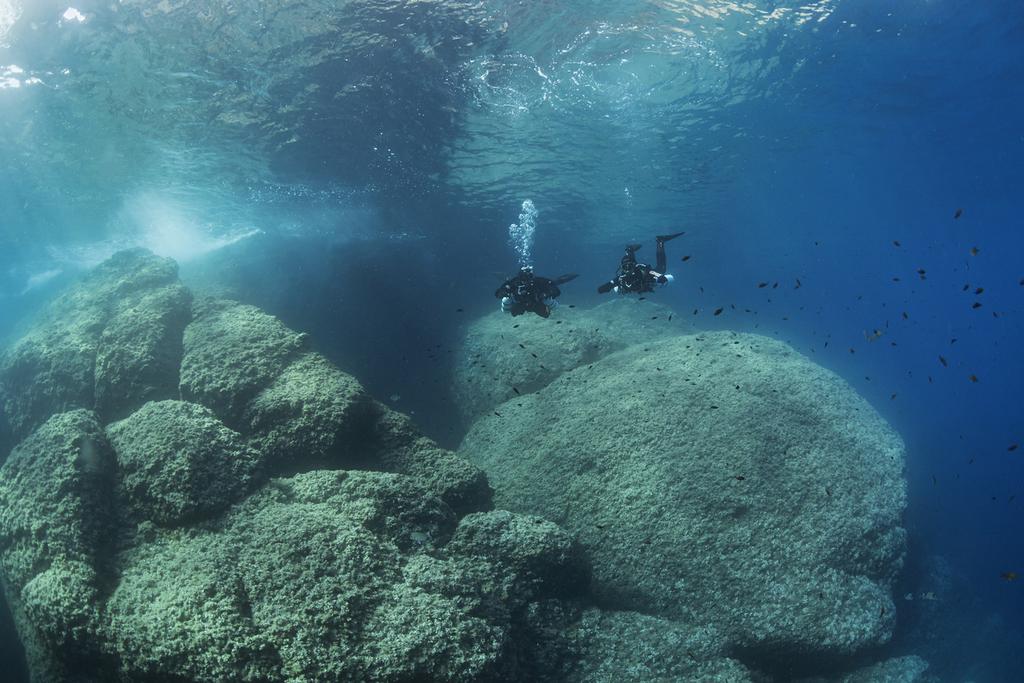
top-left (460, 331), bottom-right (908, 659)
top-left (0, 249), bottom-right (190, 447)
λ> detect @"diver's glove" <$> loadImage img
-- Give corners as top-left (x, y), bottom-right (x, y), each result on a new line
top-left (500, 296), bottom-right (513, 313)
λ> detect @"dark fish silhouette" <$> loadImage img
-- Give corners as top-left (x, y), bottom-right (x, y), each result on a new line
top-left (975, 287), bottom-right (984, 295)
top-left (970, 246), bottom-right (979, 256)
top-left (681, 255), bottom-right (691, 262)
top-left (1009, 444), bottom-right (1019, 452)
top-left (795, 278), bottom-right (802, 289)
top-left (714, 307), bottom-right (723, 316)
top-left (963, 284), bottom-right (970, 292)
top-left (954, 208), bottom-right (963, 219)
top-left (938, 356), bottom-right (948, 367)
top-left (972, 302), bottom-right (982, 309)
top-left (1001, 572), bottom-right (1018, 581)
top-left (758, 282), bottom-right (768, 288)
top-left (902, 311), bottom-right (909, 320)
top-left (969, 375), bottom-right (978, 383)
top-left (892, 240), bottom-right (901, 247)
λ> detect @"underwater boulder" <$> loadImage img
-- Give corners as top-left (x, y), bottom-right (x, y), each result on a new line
top-left (0, 410), bottom-right (115, 681)
top-left (104, 470), bottom-right (585, 682)
top-left (460, 331), bottom-right (907, 660)
top-left (106, 400), bottom-right (262, 526)
top-left (178, 298), bottom-right (308, 428)
top-left (93, 282), bottom-right (192, 423)
top-left (0, 249), bottom-right (190, 447)
top-left (453, 298), bottom-right (682, 425)
top-left (242, 350), bottom-right (373, 472)
top-left (362, 400), bottom-right (493, 515)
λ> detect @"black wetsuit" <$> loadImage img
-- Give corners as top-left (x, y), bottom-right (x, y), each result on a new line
top-left (598, 232), bottom-right (681, 294)
top-left (496, 272), bottom-right (578, 317)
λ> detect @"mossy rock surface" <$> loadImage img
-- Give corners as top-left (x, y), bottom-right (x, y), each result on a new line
top-left (106, 400), bottom-right (261, 526)
top-left (461, 331), bottom-right (907, 658)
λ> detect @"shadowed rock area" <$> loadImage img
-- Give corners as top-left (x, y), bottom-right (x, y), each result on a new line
top-left (0, 250), bottom-right (759, 682)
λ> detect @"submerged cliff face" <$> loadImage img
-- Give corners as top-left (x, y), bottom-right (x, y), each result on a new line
top-left (459, 310), bottom-right (913, 670)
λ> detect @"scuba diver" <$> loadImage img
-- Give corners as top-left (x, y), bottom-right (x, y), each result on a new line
top-left (496, 266), bottom-right (579, 318)
top-left (597, 232), bottom-right (684, 295)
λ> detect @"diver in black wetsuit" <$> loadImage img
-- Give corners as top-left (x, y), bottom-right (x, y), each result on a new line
top-left (597, 232), bottom-right (684, 295)
top-left (496, 266), bottom-right (579, 318)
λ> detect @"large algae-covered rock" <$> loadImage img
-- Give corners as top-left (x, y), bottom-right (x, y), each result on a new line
top-left (460, 331), bottom-right (907, 658)
top-left (106, 400), bottom-right (261, 526)
top-left (105, 470), bottom-right (583, 682)
top-left (524, 605), bottom-right (754, 682)
top-left (0, 410), bottom-right (115, 681)
top-left (178, 298), bottom-right (308, 427)
top-left (0, 249), bottom-right (190, 447)
top-left (454, 298), bottom-right (682, 425)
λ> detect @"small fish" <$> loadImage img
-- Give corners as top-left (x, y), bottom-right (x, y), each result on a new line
top-left (757, 282), bottom-right (768, 288)
top-left (1000, 572), bottom-right (1018, 581)
top-left (975, 287), bottom-right (984, 295)
top-left (734, 475), bottom-right (746, 481)
top-left (795, 278), bottom-right (802, 289)
top-left (938, 356), bottom-right (948, 367)
top-left (638, 297), bottom-right (646, 301)
top-left (892, 240), bottom-right (901, 247)
top-left (972, 302), bottom-right (982, 309)
top-left (668, 315), bottom-right (673, 321)
top-left (950, 338), bottom-right (957, 344)
top-left (518, 343), bottom-right (526, 349)
top-left (970, 246), bottom-right (980, 256)
top-left (530, 352), bottom-right (537, 358)
top-left (714, 307), bottom-right (723, 316)
top-left (456, 308), bottom-right (464, 312)
top-left (1020, 278), bottom-right (1024, 286)
top-left (681, 255), bottom-right (691, 262)
top-left (890, 393), bottom-right (897, 400)
top-left (772, 282), bottom-right (779, 289)
top-left (892, 277), bottom-right (901, 282)
top-left (880, 606), bottom-right (886, 617)
top-left (651, 316), bottom-right (658, 320)
top-left (954, 208), bottom-right (963, 219)
top-left (849, 347), bottom-right (855, 354)
top-left (902, 311), bottom-right (909, 320)
top-left (513, 324), bottom-right (520, 328)
top-left (512, 387), bottom-right (520, 395)
top-left (969, 374), bottom-right (978, 383)
top-left (825, 487), bottom-right (832, 496)
top-left (1009, 444), bottom-right (1019, 452)
top-left (493, 411), bottom-right (502, 417)
top-left (963, 283), bottom-right (970, 292)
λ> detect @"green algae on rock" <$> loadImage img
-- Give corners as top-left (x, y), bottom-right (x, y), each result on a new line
top-left (179, 298), bottom-right (309, 428)
top-left (106, 400), bottom-right (262, 526)
top-left (460, 331), bottom-right (908, 659)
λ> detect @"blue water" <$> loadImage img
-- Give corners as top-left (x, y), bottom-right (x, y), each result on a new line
top-left (2, 0), bottom-right (1023, 679)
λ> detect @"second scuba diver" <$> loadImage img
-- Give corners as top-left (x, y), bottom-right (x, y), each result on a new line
top-left (496, 266), bottom-right (579, 318)
top-left (597, 231), bottom-right (684, 295)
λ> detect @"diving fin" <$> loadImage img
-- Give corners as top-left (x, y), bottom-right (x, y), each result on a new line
top-left (656, 231), bottom-right (684, 243)
top-left (553, 273), bottom-right (579, 286)
top-left (597, 281), bottom-right (615, 294)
